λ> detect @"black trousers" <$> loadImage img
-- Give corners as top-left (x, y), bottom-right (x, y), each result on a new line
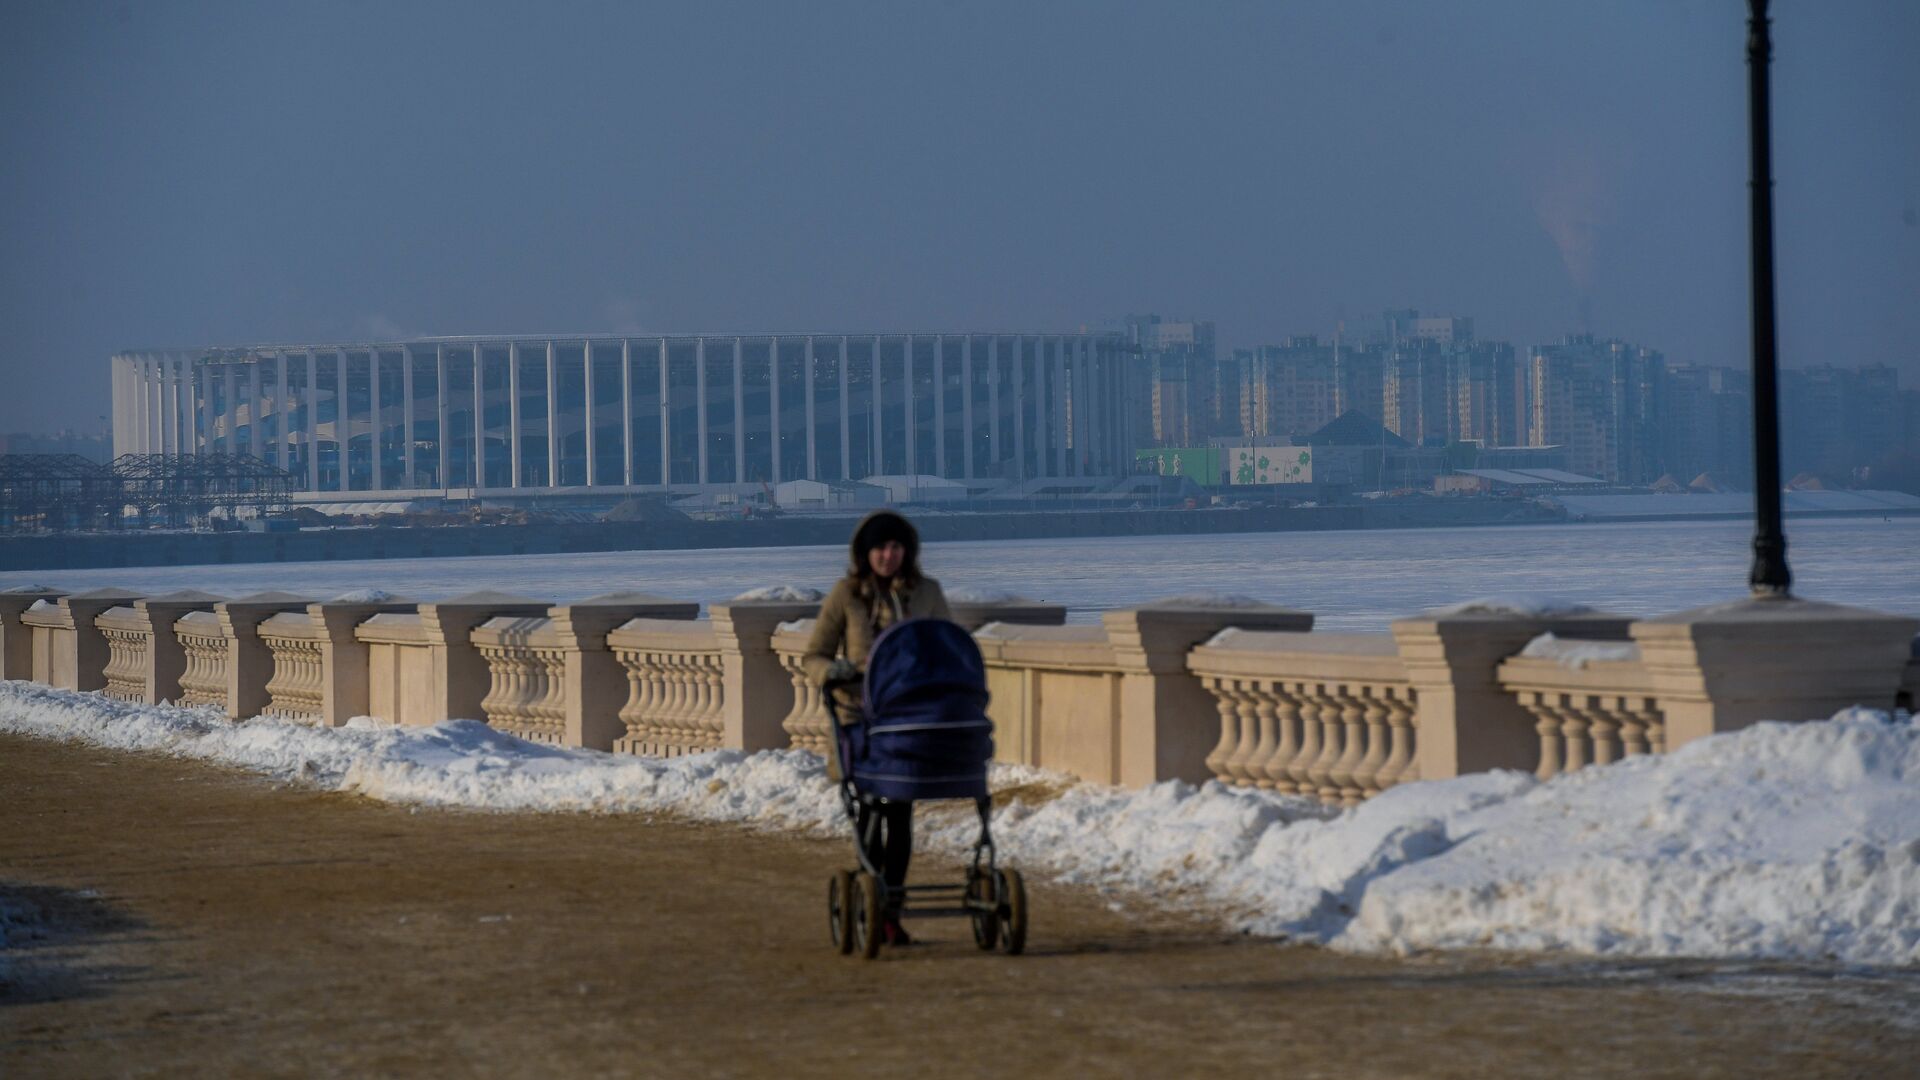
top-left (856, 799), bottom-right (913, 911)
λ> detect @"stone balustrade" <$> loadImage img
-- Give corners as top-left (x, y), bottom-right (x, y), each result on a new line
top-left (474, 592), bottom-right (702, 749)
top-left (610, 619), bottom-right (724, 756)
top-left (7, 581), bottom-right (1916, 798)
top-left (174, 610), bottom-right (230, 708)
top-left (772, 597), bottom-right (1070, 757)
top-left (1189, 631), bottom-right (1415, 806)
top-left (0, 587), bottom-right (66, 681)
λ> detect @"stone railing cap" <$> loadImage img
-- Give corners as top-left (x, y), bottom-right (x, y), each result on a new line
top-left (563, 591), bottom-right (693, 609)
top-left (1636, 595), bottom-right (1918, 627)
top-left (222, 590), bottom-right (312, 606)
top-left (1200, 628), bottom-right (1397, 654)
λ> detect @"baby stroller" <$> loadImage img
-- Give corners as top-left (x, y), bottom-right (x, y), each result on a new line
top-left (823, 617), bottom-right (1028, 960)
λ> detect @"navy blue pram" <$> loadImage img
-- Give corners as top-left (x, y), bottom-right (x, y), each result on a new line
top-left (823, 618), bottom-right (1028, 959)
top-left (840, 618), bottom-right (994, 801)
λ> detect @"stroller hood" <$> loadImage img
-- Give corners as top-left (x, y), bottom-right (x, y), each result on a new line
top-left (844, 618), bottom-right (993, 801)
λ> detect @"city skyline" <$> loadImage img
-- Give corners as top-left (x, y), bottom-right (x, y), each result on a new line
top-left (4, 1), bottom-right (1917, 433)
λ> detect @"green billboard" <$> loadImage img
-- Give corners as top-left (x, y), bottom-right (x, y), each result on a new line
top-left (1135, 447), bottom-right (1223, 485)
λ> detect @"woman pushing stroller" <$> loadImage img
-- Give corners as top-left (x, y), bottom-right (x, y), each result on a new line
top-left (802, 510), bottom-right (951, 947)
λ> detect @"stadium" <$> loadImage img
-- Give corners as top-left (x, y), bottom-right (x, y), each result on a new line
top-left (110, 331), bottom-right (1136, 500)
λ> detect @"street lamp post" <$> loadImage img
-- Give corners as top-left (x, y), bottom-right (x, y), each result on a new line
top-left (1746, 0), bottom-right (1791, 596)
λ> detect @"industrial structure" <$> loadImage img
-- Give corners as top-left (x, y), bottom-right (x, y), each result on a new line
top-left (0, 453), bottom-right (293, 532)
top-left (111, 331), bottom-right (1137, 500)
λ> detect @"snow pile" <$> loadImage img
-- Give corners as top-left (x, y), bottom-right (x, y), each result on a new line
top-left (331, 589), bottom-right (401, 604)
top-left (3, 681), bottom-right (1915, 968)
top-left (731, 585), bottom-right (823, 602)
top-left (1148, 593), bottom-right (1267, 609)
top-left (26, 599), bottom-right (55, 613)
top-left (1518, 632), bottom-right (1640, 669)
top-left (946, 587), bottom-right (1031, 605)
top-left (1425, 595), bottom-right (1596, 618)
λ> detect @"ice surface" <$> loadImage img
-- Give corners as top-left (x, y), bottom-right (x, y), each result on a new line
top-left (730, 585), bottom-right (823, 602)
top-left (946, 587), bottom-right (1030, 604)
top-left (4, 680), bottom-right (1915, 968)
top-left (4, 518), bottom-right (1916, 632)
top-left (1519, 632), bottom-right (1641, 668)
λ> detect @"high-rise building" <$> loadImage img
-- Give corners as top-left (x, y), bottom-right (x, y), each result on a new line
top-left (1237, 337), bottom-right (1340, 439)
top-left (1661, 364), bottom-right (1751, 487)
top-left (1128, 315), bottom-right (1236, 446)
top-left (1527, 334), bottom-right (1665, 484)
top-left (1781, 363), bottom-right (1902, 479)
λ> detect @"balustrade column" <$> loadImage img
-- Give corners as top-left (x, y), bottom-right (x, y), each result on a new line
top-left (1262, 683), bottom-right (1303, 794)
top-left (1355, 690), bottom-right (1392, 797)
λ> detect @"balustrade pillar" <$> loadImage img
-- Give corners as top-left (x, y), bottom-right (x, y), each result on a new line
top-left (0, 587), bottom-right (64, 680)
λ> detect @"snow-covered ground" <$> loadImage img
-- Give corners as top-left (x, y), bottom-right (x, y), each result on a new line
top-left (3, 680), bottom-right (1914, 969)
top-left (3, 517), bottom-right (1917, 631)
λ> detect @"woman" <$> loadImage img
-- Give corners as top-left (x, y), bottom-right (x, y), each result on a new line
top-left (802, 509), bottom-right (951, 946)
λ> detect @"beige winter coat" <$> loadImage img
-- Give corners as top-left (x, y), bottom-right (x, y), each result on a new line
top-left (802, 575), bottom-right (952, 781)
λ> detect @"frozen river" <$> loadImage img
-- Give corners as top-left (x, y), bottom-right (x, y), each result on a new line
top-left (5, 516), bottom-right (1916, 633)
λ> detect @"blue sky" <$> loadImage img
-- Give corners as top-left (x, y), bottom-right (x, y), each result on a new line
top-left (3, 0), bottom-right (1915, 432)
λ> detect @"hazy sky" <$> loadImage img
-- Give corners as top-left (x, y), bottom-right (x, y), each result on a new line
top-left (3, 0), bottom-right (1915, 434)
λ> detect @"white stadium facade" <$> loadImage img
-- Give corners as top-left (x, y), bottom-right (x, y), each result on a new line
top-left (110, 331), bottom-right (1137, 499)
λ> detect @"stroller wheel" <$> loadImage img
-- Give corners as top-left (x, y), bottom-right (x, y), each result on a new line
top-left (968, 871), bottom-right (999, 951)
top-left (828, 871), bottom-right (854, 955)
top-left (852, 873), bottom-right (884, 960)
top-left (995, 868), bottom-right (1028, 956)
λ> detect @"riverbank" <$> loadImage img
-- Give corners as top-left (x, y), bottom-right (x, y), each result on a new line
top-left (0, 498), bottom-right (1561, 572)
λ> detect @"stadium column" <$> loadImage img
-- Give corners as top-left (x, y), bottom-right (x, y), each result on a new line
top-left (545, 341), bottom-right (559, 487)
top-left (769, 336), bottom-right (782, 484)
top-left (436, 345), bottom-right (451, 493)
top-left (1012, 337), bottom-right (1026, 481)
top-left (870, 335), bottom-right (882, 477)
top-left (620, 338), bottom-right (633, 487)
top-left (584, 340), bottom-right (597, 488)
top-left (507, 343), bottom-right (521, 488)
top-left (471, 345), bottom-right (485, 491)
top-left (306, 351), bottom-right (320, 491)
top-left (933, 334), bottom-right (945, 478)
top-left (1059, 334), bottom-right (1075, 472)
top-left (370, 350), bottom-right (383, 491)
top-left (803, 336), bottom-right (817, 481)
top-left (223, 364), bottom-right (238, 456)
top-left (838, 337), bottom-right (850, 481)
top-left (402, 346), bottom-right (417, 487)
top-left (732, 337), bottom-right (745, 484)
top-left (904, 335), bottom-right (916, 476)
top-left (1071, 337), bottom-right (1085, 477)
top-left (276, 352), bottom-right (290, 472)
top-left (198, 363), bottom-right (214, 456)
top-left (987, 338), bottom-right (1000, 479)
top-left (657, 338), bottom-right (670, 486)
top-left (962, 336), bottom-right (974, 482)
top-left (696, 337), bottom-right (708, 484)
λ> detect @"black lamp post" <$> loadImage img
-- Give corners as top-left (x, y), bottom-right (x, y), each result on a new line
top-left (1747, 0), bottom-right (1791, 596)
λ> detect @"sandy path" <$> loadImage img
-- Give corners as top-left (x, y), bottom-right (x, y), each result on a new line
top-left (2, 733), bottom-right (1914, 1078)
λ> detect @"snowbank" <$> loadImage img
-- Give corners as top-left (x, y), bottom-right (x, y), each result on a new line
top-left (1518, 632), bottom-right (1640, 669)
top-left (946, 587), bottom-right (1031, 605)
top-left (1425, 595), bottom-right (1596, 618)
top-left (331, 588), bottom-right (401, 603)
top-left (731, 585), bottom-right (823, 602)
top-left (1148, 593), bottom-right (1266, 609)
top-left (2, 681), bottom-right (1914, 968)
